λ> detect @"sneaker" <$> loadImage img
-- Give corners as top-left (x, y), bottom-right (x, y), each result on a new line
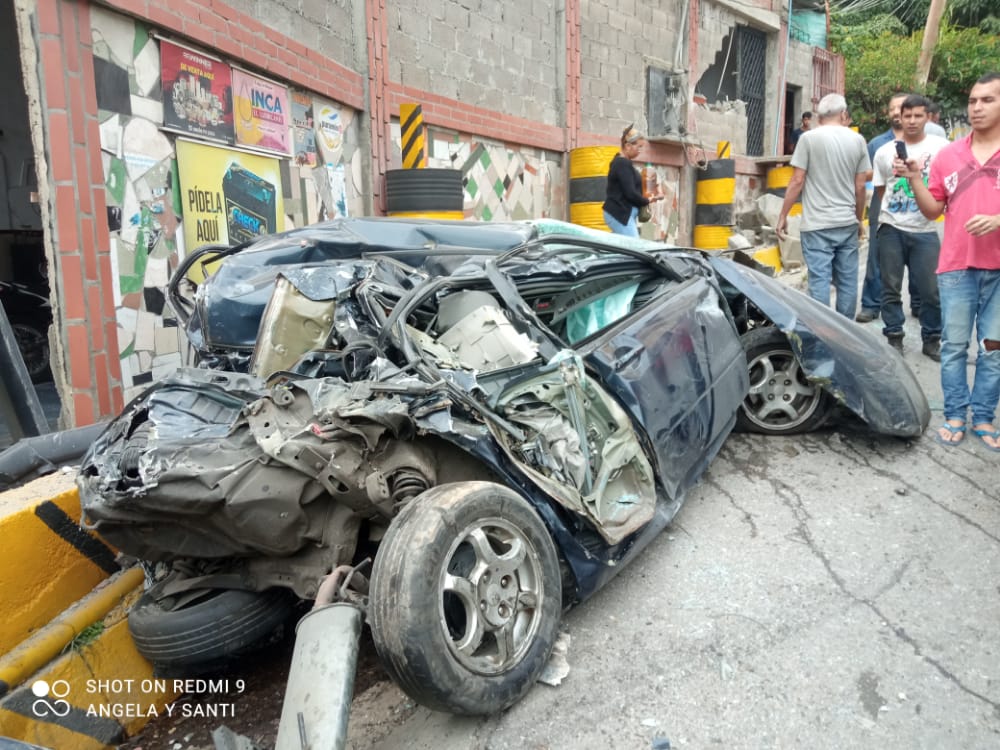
top-left (922, 338), bottom-right (941, 362)
top-left (855, 309), bottom-right (879, 323)
top-left (887, 334), bottom-right (904, 353)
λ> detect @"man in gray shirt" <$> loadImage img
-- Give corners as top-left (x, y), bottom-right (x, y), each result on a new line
top-left (777, 94), bottom-right (871, 318)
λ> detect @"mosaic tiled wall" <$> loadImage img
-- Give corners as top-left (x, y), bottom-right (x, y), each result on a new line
top-left (91, 7), bottom-right (183, 399)
top-left (90, 7), bottom-right (362, 401)
top-left (391, 123), bottom-right (566, 222)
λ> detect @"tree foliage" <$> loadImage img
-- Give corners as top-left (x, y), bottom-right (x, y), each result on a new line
top-left (830, 7), bottom-right (1000, 140)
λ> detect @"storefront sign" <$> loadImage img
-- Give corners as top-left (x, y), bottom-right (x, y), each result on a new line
top-left (175, 139), bottom-right (284, 251)
top-left (291, 91), bottom-right (317, 167)
top-left (160, 40), bottom-right (233, 143)
top-left (233, 69), bottom-right (292, 155)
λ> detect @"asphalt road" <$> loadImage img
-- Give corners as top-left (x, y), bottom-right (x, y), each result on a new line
top-left (345, 274), bottom-right (1000, 750)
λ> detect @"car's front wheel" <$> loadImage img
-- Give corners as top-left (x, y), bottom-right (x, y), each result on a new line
top-left (369, 481), bottom-right (561, 715)
top-left (736, 326), bottom-right (833, 435)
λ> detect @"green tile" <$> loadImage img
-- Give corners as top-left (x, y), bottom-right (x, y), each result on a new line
top-left (106, 157), bottom-right (127, 205)
top-left (133, 23), bottom-right (150, 60)
top-left (466, 177), bottom-right (478, 199)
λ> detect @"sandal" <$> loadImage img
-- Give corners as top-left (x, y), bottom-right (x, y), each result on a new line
top-left (933, 422), bottom-right (966, 447)
top-left (971, 426), bottom-right (1000, 453)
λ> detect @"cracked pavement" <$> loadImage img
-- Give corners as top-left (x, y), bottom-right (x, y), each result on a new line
top-left (345, 301), bottom-right (999, 749)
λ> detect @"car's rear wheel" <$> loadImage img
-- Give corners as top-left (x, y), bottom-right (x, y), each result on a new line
top-left (736, 326), bottom-right (833, 435)
top-left (369, 481), bottom-right (561, 715)
top-left (128, 587), bottom-right (297, 672)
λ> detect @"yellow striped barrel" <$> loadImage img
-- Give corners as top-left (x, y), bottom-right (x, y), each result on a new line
top-left (568, 146), bottom-right (619, 231)
top-left (693, 159), bottom-right (735, 249)
top-left (766, 165), bottom-right (801, 216)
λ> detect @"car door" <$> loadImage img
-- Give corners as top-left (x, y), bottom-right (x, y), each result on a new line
top-left (576, 275), bottom-right (748, 499)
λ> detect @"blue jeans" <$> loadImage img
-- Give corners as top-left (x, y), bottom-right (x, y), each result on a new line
top-left (860, 230), bottom-right (882, 313)
top-left (938, 269), bottom-right (1000, 425)
top-left (860, 194), bottom-right (882, 313)
top-left (800, 224), bottom-right (859, 319)
top-left (877, 225), bottom-right (941, 340)
top-left (604, 207), bottom-right (638, 237)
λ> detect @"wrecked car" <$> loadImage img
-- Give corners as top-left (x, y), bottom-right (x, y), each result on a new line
top-left (77, 218), bottom-right (929, 715)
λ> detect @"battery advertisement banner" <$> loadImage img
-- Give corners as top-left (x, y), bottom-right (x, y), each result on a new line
top-left (233, 69), bottom-right (292, 155)
top-left (175, 139), bottom-right (284, 251)
top-left (160, 40), bottom-right (234, 143)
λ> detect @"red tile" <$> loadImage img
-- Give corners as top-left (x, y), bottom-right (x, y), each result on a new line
top-left (147, 4), bottom-right (183, 32)
top-left (68, 323), bottom-right (92, 390)
top-left (70, 83), bottom-right (86, 145)
top-left (60, 254), bottom-right (86, 320)
top-left (105, 321), bottom-right (121, 360)
top-left (80, 217), bottom-right (97, 281)
top-left (81, 52), bottom-right (99, 116)
top-left (197, 9), bottom-right (227, 33)
top-left (88, 287), bottom-right (105, 351)
top-left (37, 0), bottom-right (61, 35)
top-left (113, 0), bottom-right (149, 19)
top-left (72, 392), bottom-right (96, 427)
top-left (87, 118), bottom-right (103, 166)
top-left (98, 255), bottom-right (116, 319)
top-left (94, 354), bottom-right (111, 417)
top-left (56, 185), bottom-right (80, 252)
top-left (111, 384), bottom-right (124, 413)
top-left (257, 39), bottom-right (278, 60)
top-left (74, 146), bottom-right (93, 213)
top-left (60, 2), bottom-right (80, 72)
top-left (41, 40), bottom-right (66, 110)
top-left (48, 112), bottom-right (73, 183)
top-left (93, 190), bottom-right (110, 251)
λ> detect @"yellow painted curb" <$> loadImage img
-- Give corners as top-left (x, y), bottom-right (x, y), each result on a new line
top-left (0, 567), bottom-right (145, 696)
top-left (0, 576), bottom-right (180, 748)
top-left (0, 475), bottom-right (118, 653)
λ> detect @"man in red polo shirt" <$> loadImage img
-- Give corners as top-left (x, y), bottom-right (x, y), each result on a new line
top-left (902, 72), bottom-right (1000, 451)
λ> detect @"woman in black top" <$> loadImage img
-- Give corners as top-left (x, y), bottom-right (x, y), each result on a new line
top-left (602, 124), bottom-right (662, 236)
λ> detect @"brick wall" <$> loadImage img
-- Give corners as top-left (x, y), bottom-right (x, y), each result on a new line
top-left (27, 0), bottom-right (122, 426)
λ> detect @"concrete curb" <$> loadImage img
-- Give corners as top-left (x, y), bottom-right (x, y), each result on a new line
top-left (0, 473), bottom-right (118, 654)
top-left (0, 474), bottom-right (177, 747)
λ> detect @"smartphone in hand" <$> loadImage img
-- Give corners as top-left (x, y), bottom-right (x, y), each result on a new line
top-left (894, 140), bottom-right (907, 160)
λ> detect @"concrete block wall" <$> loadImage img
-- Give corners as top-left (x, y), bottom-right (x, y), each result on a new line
top-left (578, 1), bottom-right (684, 134)
top-left (689, 100), bottom-right (748, 154)
top-left (787, 39), bottom-right (818, 111)
top-left (390, 1), bottom-right (562, 126)
top-left (218, 0), bottom-right (360, 71)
